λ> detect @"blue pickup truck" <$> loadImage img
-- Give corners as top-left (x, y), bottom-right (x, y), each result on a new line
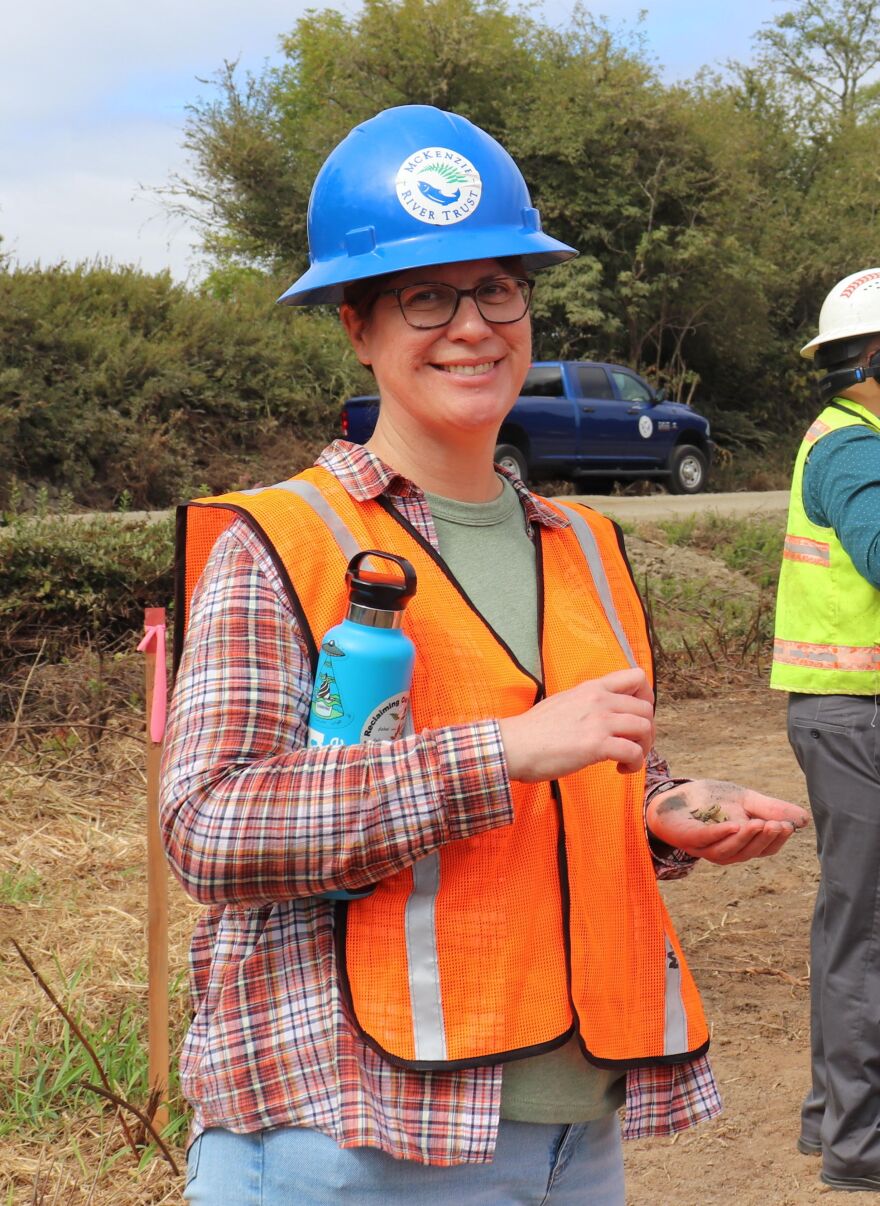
top-left (340, 360), bottom-right (714, 493)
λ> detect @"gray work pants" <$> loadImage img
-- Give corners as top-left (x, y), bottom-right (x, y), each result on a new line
top-left (788, 692), bottom-right (880, 1179)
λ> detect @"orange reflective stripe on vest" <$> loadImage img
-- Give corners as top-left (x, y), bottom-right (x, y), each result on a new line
top-left (782, 534), bottom-right (831, 567)
top-left (176, 467), bottom-right (709, 1070)
top-left (774, 638), bottom-right (880, 674)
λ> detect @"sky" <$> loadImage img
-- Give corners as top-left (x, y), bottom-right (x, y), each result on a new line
top-left (2, 0), bottom-right (783, 284)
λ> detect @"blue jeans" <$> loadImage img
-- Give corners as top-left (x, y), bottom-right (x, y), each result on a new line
top-left (184, 1114), bottom-right (625, 1205)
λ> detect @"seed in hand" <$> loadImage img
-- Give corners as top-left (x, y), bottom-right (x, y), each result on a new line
top-left (690, 804), bottom-right (728, 824)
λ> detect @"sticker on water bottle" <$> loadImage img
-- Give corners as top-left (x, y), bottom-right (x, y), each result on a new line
top-left (312, 648), bottom-right (346, 721)
top-left (360, 693), bottom-right (410, 741)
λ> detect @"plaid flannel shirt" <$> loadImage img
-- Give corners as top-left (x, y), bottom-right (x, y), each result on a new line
top-left (160, 440), bottom-right (721, 1163)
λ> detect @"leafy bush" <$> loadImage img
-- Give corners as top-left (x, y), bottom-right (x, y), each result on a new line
top-left (0, 263), bottom-right (371, 509)
top-left (0, 508), bottom-right (175, 670)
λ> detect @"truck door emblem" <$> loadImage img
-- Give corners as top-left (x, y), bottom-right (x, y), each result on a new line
top-left (638, 415), bottom-right (654, 439)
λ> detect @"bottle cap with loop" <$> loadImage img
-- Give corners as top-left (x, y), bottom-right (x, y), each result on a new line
top-left (345, 551), bottom-right (417, 629)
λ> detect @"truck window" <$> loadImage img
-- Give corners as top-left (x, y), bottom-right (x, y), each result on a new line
top-left (610, 370), bottom-right (653, 404)
top-left (572, 365), bottom-right (614, 399)
top-left (521, 366), bottom-right (564, 396)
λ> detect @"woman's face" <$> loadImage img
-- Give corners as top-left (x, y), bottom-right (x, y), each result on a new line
top-left (340, 258), bottom-right (532, 447)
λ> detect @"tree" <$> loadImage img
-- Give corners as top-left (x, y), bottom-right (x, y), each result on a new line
top-left (166, 0), bottom-right (537, 276)
top-left (165, 0), bottom-right (880, 444)
top-left (166, 65), bottom-right (308, 273)
top-left (753, 0), bottom-right (880, 133)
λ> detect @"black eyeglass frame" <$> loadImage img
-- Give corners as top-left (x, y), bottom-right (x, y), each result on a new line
top-left (377, 276), bottom-right (535, 329)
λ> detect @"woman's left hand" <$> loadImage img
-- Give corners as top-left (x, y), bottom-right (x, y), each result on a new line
top-left (646, 779), bottom-right (810, 865)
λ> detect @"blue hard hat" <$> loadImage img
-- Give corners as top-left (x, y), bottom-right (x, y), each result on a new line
top-left (277, 105), bottom-right (577, 306)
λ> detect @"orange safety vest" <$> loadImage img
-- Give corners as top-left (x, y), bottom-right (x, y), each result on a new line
top-left (176, 466), bottom-right (709, 1071)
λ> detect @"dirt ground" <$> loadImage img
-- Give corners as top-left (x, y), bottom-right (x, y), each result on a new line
top-left (625, 687), bottom-right (842, 1206)
top-left (0, 685), bottom-right (856, 1205)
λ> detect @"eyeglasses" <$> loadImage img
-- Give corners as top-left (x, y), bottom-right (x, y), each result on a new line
top-left (378, 276), bottom-right (534, 329)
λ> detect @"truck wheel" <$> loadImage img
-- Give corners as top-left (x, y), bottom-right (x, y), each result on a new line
top-left (494, 443), bottom-right (528, 482)
top-left (668, 445), bottom-right (708, 495)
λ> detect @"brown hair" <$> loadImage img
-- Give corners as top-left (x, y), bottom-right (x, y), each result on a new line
top-left (341, 275), bottom-right (391, 318)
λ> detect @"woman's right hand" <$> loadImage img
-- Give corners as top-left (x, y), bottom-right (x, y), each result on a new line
top-left (498, 667), bottom-right (655, 783)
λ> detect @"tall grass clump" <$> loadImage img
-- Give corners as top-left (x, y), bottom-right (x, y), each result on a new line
top-left (657, 513), bottom-right (785, 589)
top-left (628, 513), bottom-right (786, 695)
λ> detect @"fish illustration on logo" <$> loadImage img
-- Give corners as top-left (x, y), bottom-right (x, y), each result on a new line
top-left (416, 162), bottom-right (470, 206)
top-left (395, 148), bottom-right (483, 227)
top-left (418, 180), bottom-right (460, 205)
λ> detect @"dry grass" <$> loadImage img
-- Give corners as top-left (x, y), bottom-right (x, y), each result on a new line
top-left (1, 679), bottom-right (196, 1204)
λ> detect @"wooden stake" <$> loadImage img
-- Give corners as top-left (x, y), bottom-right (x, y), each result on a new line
top-left (142, 607), bottom-right (169, 1132)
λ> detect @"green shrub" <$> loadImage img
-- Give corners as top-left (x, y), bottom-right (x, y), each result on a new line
top-left (0, 510), bottom-right (174, 665)
top-left (0, 263), bottom-right (371, 509)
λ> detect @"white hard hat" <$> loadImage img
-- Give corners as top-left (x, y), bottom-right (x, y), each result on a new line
top-left (801, 268), bottom-right (880, 359)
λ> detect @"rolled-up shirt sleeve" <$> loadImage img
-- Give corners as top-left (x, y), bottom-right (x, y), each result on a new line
top-left (644, 749), bottom-right (696, 880)
top-left (160, 521), bottom-right (514, 906)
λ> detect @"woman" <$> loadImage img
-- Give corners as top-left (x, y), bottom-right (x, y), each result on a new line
top-left (162, 105), bottom-right (808, 1204)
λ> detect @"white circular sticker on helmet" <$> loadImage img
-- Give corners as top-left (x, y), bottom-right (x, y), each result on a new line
top-left (638, 415), bottom-right (654, 439)
top-left (395, 148), bottom-right (482, 226)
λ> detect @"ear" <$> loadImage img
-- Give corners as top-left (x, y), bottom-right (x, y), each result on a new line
top-left (340, 303), bottom-right (372, 367)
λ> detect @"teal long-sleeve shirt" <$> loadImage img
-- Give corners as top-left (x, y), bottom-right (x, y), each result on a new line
top-left (803, 423), bottom-right (880, 589)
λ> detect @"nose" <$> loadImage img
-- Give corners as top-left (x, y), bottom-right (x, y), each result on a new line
top-left (444, 293), bottom-right (494, 341)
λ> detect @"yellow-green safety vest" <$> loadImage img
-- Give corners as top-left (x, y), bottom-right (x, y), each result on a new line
top-left (771, 400), bottom-right (880, 695)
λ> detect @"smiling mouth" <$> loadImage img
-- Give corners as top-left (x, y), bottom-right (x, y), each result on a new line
top-left (435, 361), bottom-right (497, 377)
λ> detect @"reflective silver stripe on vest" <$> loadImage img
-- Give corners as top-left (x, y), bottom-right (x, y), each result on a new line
top-left (262, 480), bottom-right (449, 1059)
top-left (774, 637), bottom-right (880, 672)
top-left (406, 852), bottom-right (447, 1061)
top-left (398, 715), bottom-right (446, 1060)
top-left (782, 534), bottom-right (830, 567)
top-left (663, 936), bottom-right (688, 1054)
top-left (554, 502), bottom-right (637, 667)
top-left (271, 479), bottom-right (363, 564)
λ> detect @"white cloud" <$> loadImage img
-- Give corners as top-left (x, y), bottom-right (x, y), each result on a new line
top-left (1, 1), bottom-right (312, 278)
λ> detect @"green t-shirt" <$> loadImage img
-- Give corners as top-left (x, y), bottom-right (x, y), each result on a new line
top-left (424, 476), bottom-right (626, 1123)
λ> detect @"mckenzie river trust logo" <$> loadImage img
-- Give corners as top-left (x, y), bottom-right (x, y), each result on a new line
top-left (395, 147), bottom-right (483, 226)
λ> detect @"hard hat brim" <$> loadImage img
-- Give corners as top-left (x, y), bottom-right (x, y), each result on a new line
top-left (801, 318), bottom-right (880, 359)
top-left (277, 228), bottom-right (578, 307)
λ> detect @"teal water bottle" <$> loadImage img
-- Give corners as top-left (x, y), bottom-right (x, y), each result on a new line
top-left (308, 550), bottom-right (417, 900)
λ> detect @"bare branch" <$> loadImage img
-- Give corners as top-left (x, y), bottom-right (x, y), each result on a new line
top-left (9, 939), bottom-right (141, 1162)
top-left (80, 1082), bottom-right (181, 1176)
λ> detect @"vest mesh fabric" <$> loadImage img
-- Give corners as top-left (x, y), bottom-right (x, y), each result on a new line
top-left (425, 480), bottom-right (625, 1120)
top-left (771, 402), bottom-right (880, 695)
top-left (178, 469), bottom-right (709, 1070)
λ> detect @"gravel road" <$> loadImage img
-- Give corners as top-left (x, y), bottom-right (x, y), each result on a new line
top-left (571, 489), bottom-right (790, 523)
top-left (68, 490), bottom-right (790, 527)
